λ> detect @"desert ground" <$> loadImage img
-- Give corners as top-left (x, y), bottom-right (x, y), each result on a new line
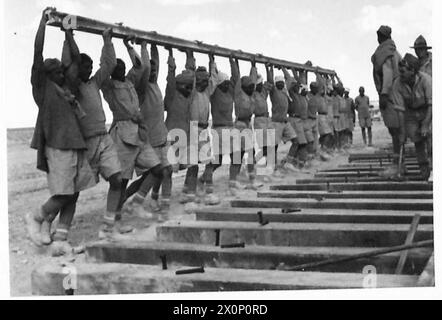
top-left (7, 120), bottom-right (391, 296)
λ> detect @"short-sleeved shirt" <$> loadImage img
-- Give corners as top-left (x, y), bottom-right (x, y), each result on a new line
top-left (355, 95), bottom-right (371, 118)
top-left (391, 72), bottom-right (432, 112)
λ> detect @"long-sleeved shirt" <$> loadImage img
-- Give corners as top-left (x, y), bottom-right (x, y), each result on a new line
top-left (232, 62), bottom-right (256, 121)
top-left (355, 95), bottom-right (370, 118)
top-left (372, 41), bottom-right (402, 97)
top-left (77, 41), bottom-right (117, 138)
top-left (31, 39), bottom-right (86, 172)
top-left (391, 72), bottom-right (432, 112)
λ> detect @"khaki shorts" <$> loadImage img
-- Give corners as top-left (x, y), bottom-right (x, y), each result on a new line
top-left (338, 113), bottom-right (348, 132)
top-left (253, 116), bottom-right (273, 148)
top-left (133, 142), bottom-right (162, 177)
top-left (153, 143), bottom-right (171, 167)
top-left (45, 146), bottom-right (96, 196)
top-left (288, 117), bottom-right (307, 145)
top-left (211, 126), bottom-right (234, 155)
top-left (167, 127), bottom-right (212, 166)
top-left (304, 118), bottom-right (317, 143)
top-left (405, 109), bottom-right (428, 143)
top-left (318, 114), bottom-right (333, 136)
top-left (85, 134), bottom-right (122, 182)
top-left (233, 120), bottom-right (254, 152)
top-left (272, 121), bottom-right (297, 145)
top-left (359, 116), bottom-right (372, 128)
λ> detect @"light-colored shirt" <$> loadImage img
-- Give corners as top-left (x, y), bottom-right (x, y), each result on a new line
top-left (355, 95), bottom-right (370, 118)
top-left (391, 72), bottom-right (432, 112)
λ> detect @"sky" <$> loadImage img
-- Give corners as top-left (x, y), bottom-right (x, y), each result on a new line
top-left (2, 0), bottom-right (434, 128)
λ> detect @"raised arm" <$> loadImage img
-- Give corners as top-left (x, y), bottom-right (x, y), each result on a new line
top-left (185, 49), bottom-right (196, 72)
top-left (94, 28), bottom-right (117, 89)
top-left (249, 58), bottom-right (258, 85)
top-left (31, 8), bottom-right (52, 93)
top-left (136, 41), bottom-right (150, 104)
top-left (207, 52), bottom-right (220, 96)
top-left (267, 64), bottom-right (275, 85)
top-left (164, 47), bottom-right (176, 111)
top-left (150, 44), bottom-right (159, 83)
top-left (125, 37), bottom-right (146, 87)
top-left (61, 29), bottom-right (81, 93)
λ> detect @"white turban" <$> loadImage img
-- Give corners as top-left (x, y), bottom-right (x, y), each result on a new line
top-left (218, 72), bottom-right (230, 82)
top-left (275, 75), bottom-right (285, 83)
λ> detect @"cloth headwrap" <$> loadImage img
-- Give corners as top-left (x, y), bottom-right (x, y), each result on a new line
top-left (400, 53), bottom-right (420, 72)
top-left (176, 70), bottom-right (195, 85)
top-left (257, 74), bottom-right (263, 84)
top-left (43, 58), bottom-right (62, 73)
top-left (241, 76), bottom-right (253, 87)
top-left (377, 25), bottom-right (392, 38)
top-left (275, 75), bottom-right (285, 83)
top-left (344, 87), bottom-right (350, 93)
top-left (195, 66), bottom-right (209, 82)
top-left (218, 72), bottom-right (230, 83)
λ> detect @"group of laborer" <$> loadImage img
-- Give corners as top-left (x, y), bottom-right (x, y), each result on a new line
top-left (26, 8), bottom-right (431, 247)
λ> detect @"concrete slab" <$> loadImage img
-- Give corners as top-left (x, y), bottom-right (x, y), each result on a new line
top-left (194, 208), bottom-right (433, 224)
top-left (295, 176), bottom-right (424, 184)
top-left (314, 171), bottom-right (420, 178)
top-left (258, 190), bottom-right (433, 200)
top-left (156, 221), bottom-right (433, 247)
top-left (85, 240), bottom-right (432, 275)
top-left (231, 198), bottom-right (433, 211)
top-left (31, 262), bottom-right (421, 295)
top-left (270, 182), bottom-right (433, 191)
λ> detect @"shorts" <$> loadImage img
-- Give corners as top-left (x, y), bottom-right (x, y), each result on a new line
top-left (381, 101), bottom-right (400, 129)
top-left (85, 134), bottom-right (122, 182)
top-left (167, 127), bottom-right (212, 166)
top-left (253, 116), bottom-right (273, 148)
top-left (272, 121), bottom-right (297, 145)
top-left (153, 143), bottom-right (171, 167)
top-left (359, 116), bottom-right (372, 128)
top-left (318, 114), bottom-right (333, 136)
top-left (134, 142), bottom-right (161, 177)
top-left (304, 118), bottom-right (317, 143)
top-left (233, 120), bottom-right (254, 152)
top-left (338, 113), bottom-right (348, 132)
top-left (348, 117), bottom-right (355, 131)
top-left (405, 109), bottom-right (428, 143)
top-left (211, 126), bottom-right (234, 155)
top-left (288, 117), bottom-right (307, 145)
top-left (45, 146), bottom-right (96, 196)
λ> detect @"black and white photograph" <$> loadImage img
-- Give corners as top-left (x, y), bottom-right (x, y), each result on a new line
top-left (1, 0), bottom-right (440, 300)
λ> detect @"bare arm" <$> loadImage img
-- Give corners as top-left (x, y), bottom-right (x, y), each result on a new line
top-left (31, 8), bottom-right (51, 91)
top-left (137, 41), bottom-right (150, 104)
top-left (185, 49), bottom-right (196, 71)
top-left (150, 44), bottom-right (159, 83)
top-left (62, 29), bottom-right (81, 93)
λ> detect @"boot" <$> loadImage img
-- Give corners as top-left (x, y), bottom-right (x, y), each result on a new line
top-left (148, 198), bottom-right (161, 213)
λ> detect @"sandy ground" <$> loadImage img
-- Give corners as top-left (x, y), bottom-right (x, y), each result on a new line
top-left (7, 121), bottom-right (391, 296)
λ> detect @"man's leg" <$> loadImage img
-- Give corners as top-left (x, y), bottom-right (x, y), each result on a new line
top-left (367, 127), bottom-right (373, 146)
top-left (416, 139), bottom-right (430, 179)
top-left (131, 165), bottom-right (163, 206)
top-left (28, 194), bottom-right (77, 246)
top-left (52, 192), bottom-right (80, 242)
top-left (181, 165), bottom-right (199, 203)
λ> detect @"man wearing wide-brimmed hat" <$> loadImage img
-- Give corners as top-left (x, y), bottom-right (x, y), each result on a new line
top-left (411, 35), bottom-right (432, 76)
